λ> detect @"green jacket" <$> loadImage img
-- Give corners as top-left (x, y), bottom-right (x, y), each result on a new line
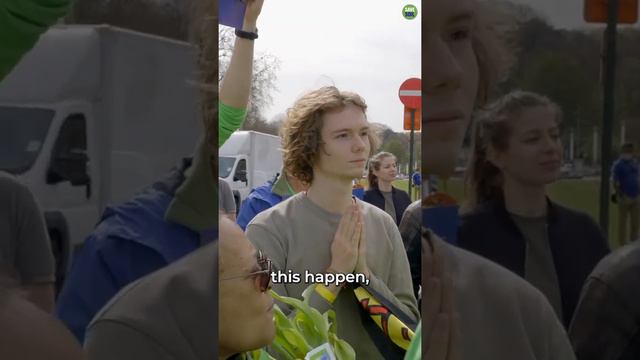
top-left (0, 0), bottom-right (70, 80)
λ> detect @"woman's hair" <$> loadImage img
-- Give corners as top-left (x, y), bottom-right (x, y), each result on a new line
top-left (465, 90), bottom-right (562, 208)
top-left (190, 0), bottom-right (217, 158)
top-left (367, 152), bottom-right (396, 189)
top-left (473, 1), bottom-right (515, 107)
top-left (280, 86), bottom-right (380, 184)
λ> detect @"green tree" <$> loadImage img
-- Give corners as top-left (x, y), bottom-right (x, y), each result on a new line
top-left (382, 138), bottom-right (409, 173)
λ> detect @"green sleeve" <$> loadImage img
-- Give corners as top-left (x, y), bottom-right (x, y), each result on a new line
top-left (0, 0), bottom-right (71, 80)
top-left (403, 323), bottom-right (421, 360)
top-left (219, 101), bottom-right (247, 147)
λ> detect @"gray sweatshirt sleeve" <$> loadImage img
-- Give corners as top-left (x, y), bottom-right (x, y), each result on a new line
top-left (365, 215), bottom-right (420, 322)
top-left (525, 284), bottom-right (577, 360)
top-left (246, 221), bottom-right (342, 315)
top-left (85, 321), bottom-right (175, 360)
top-left (245, 222), bottom-right (295, 305)
top-left (12, 178), bottom-right (55, 283)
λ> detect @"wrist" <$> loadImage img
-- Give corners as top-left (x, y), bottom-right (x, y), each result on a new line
top-left (242, 20), bottom-right (257, 32)
top-left (327, 265), bottom-right (344, 275)
top-left (322, 268), bottom-right (344, 296)
top-left (356, 265), bottom-right (370, 279)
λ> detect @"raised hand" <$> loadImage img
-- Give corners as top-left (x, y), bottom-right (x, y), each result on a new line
top-left (243, 0), bottom-right (265, 31)
top-left (422, 235), bottom-right (462, 359)
top-left (328, 202), bottom-right (361, 275)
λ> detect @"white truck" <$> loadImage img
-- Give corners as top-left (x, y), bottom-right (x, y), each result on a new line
top-left (0, 25), bottom-right (201, 288)
top-left (219, 131), bottom-right (283, 211)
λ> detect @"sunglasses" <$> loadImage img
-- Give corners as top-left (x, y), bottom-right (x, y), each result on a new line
top-left (222, 250), bottom-right (272, 293)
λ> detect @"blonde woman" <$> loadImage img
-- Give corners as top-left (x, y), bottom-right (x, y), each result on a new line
top-left (364, 152), bottom-right (411, 226)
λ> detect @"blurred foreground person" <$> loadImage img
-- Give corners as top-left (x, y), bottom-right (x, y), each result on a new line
top-left (0, 278), bottom-right (83, 360)
top-left (56, 0), bottom-right (264, 342)
top-left (414, 0), bottom-right (577, 358)
top-left (570, 240), bottom-right (640, 360)
top-left (0, 172), bottom-right (55, 312)
top-left (84, 217), bottom-right (274, 360)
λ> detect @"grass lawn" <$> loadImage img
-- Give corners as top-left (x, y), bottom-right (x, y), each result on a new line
top-left (392, 179), bottom-right (422, 201)
top-left (358, 179), bottom-right (422, 201)
top-left (436, 178), bottom-right (624, 250)
top-left (374, 178), bottom-right (623, 249)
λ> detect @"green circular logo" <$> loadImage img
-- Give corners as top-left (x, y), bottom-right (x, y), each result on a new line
top-left (403, 4), bottom-right (418, 20)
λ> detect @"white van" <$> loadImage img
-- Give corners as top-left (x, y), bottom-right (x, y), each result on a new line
top-left (0, 25), bottom-right (201, 286)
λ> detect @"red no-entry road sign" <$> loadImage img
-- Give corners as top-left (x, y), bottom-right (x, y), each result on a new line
top-left (399, 78), bottom-right (421, 109)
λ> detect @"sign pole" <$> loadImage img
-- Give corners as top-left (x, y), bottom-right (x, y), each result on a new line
top-left (599, 0), bottom-right (619, 234)
top-left (399, 77), bottom-right (421, 200)
top-left (408, 109), bottom-right (416, 200)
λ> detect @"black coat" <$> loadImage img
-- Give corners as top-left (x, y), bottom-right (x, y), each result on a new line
top-left (457, 198), bottom-right (610, 328)
top-left (363, 186), bottom-right (411, 226)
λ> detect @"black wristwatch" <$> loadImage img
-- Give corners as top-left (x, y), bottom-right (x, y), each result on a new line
top-left (235, 28), bottom-right (258, 40)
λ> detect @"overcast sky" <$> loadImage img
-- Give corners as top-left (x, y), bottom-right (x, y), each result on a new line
top-left (511, 0), bottom-right (589, 29)
top-left (251, 0), bottom-right (421, 132)
top-left (224, 0), bottom-right (639, 132)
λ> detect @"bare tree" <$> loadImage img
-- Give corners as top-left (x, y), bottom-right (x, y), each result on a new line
top-left (219, 27), bottom-right (281, 133)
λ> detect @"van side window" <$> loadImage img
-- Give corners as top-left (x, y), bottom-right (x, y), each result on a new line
top-left (47, 114), bottom-right (89, 186)
top-left (53, 114), bottom-right (87, 157)
top-left (234, 159), bottom-right (247, 183)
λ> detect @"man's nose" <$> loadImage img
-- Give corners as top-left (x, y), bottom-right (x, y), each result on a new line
top-left (352, 135), bottom-right (366, 152)
top-left (424, 37), bottom-right (463, 95)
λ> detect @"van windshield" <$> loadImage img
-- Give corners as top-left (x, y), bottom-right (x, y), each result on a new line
top-left (219, 156), bottom-right (236, 178)
top-left (0, 106), bottom-right (54, 174)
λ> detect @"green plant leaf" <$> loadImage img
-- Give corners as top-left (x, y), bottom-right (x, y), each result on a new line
top-left (325, 309), bottom-right (337, 335)
top-left (271, 289), bottom-right (328, 341)
top-left (273, 305), bottom-right (294, 330)
top-left (269, 286), bottom-right (354, 360)
top-left (301, 283), bottom-right (315, 305)
top-left (334, 338), bottom-right (356, 360)
top-left (270, 340), bottom-right (297, 360)
top-left (248, 349), bottom-right (275, 360)
top-left (328, 333), bottom-right (356, 360)
top-left (281, 328), bottom-right (311, 356)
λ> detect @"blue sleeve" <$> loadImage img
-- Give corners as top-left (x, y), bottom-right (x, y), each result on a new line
top-left (413, 173), bottom-right (422, 186)
top-left (237, 197), bottom-right (272, 231)
top-left (55, 237), bottom-right (120, 343)
top-left (55, 236), bottom-right (166, 343)
top-left (611, 161), bottom-right (621, 182)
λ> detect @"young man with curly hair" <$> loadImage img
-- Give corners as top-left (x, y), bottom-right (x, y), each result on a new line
top-left (246, 86), bottom-right (419, 360)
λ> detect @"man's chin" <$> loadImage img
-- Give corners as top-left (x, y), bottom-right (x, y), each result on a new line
top-left (423, 147), bottom-right (460, 178)
top-left (422, 141), bottom-right (462, 179)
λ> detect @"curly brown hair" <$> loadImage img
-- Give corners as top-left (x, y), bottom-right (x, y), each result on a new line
top-left (280, 86), bottom-right (380, 184)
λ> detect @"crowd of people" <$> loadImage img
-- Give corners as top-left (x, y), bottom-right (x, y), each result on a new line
top-left (2, 0), bottom-right (640, 359)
